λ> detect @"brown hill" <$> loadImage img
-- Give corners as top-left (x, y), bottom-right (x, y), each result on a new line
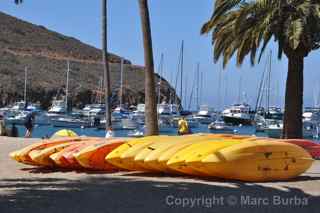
top-left (0, 12), bottom-right (177, 109)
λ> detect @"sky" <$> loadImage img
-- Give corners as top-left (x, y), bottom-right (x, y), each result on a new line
top-left (1, 0), bottom-right (320, 110)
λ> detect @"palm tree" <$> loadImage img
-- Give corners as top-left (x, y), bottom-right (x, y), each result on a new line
top-left (201, 0), bottom-right (320, 139)
top-left (138, 0), bottom-right (159, 135)
top-left (102, 0), bottom-right (112, 130)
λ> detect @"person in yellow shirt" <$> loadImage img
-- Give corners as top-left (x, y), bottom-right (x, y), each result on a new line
top-left (178, 117), bottom-right (190, 135)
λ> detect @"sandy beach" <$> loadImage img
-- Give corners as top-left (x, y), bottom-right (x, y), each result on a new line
top-left (0, 136), bottom-right (319, 213)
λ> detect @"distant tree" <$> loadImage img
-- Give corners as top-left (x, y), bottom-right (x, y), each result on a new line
top-left (201, 0), bottom-right (320, 139)
top-left (138, 0), bottom-right (159, 135)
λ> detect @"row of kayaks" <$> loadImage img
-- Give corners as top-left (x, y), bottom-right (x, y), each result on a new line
top-left (10, 134), bottom-right (319, 181)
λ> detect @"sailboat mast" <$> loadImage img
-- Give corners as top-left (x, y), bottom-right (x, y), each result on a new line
top-left (224, 72), bottom-right (229, 108)
top-left (196, 63), bottom-right (200, 110)
top-left (180, 40), bottom-right (184, 109)
top-left (157, 54), bottom-right (164, 105)
top-left (24, 66), bottom-right (27, 105)
top-left (217, 67), bottom-right (223, 110)
top-left (120, 58), bottom-right (124, 107)
top-left (66, 60), bottom-right (70, 112)
top-left (267, 51), bottom-right (272, 111)
top-left (200, 71), bottom-right (203, 107)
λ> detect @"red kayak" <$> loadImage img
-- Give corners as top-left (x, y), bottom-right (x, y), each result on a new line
top-left (280, 139), bottom-right (320, 159)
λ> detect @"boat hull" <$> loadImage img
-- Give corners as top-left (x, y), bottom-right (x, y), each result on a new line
top-left (223, 116), bottom-right (253, 126)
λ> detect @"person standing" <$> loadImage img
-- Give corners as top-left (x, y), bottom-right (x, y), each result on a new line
top-left (105, 126), bottom-right (114, 139)
top-left (178, 116), bottom-right (190, 135)
top-left (24, 113), bottom-right (34, 138)
top-left (11, 123), bottom-right (18, 137)
top-left (0, 114), bottom-right (6, 136)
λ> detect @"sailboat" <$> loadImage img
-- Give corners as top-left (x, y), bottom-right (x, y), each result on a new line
top-left (48, 61), bottom-right (69, 115)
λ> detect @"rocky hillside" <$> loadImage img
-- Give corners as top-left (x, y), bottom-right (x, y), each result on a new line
top-left (0, 12), bottom-right (177, 109)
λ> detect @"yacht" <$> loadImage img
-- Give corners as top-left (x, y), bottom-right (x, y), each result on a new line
top-left (48, 100), bottom-right (67, 115)
top-left (222, 103), bottom-right (253, 126)
top-left (51, 115), bottom-right (92, 128)
top-left (131, 104), bottom-right (146, 125)
top-left (11, 101), bottom-right (26, 111)
top-left (254, 107), bottom-right (283, 132)
top-left (4, 111), bottom-right (28, 125)
top-left (208, 119), bottom-right (234, 133)
top-left (303, 107), bottom-right (320, 122)
top-left (265, 120), bottom-right (320, 139)
top-left (193, 105), bottom-right (215, 124)
top-left (82, 104), bottom-right (106, 117)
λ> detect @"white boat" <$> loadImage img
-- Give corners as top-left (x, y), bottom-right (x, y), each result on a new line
top-left (222, 103), bottom-right (253, 126)
top-left (303, 107), bottom-right (320, 122)
top-left (265, 120), bottom-right (319, 139)
top-left (48, 100), bottom-right (67, 114)
top-left (51, 116), bottom-right (91, 128)
top-left (4, 111), bottom-right (28, 125)
top-left (131, 104), bottom-right (146, 125)
top-left (208, 120), bottom-right (234, 133)
top-left (159, 116), bottom-right (173, 133)
top-left (128, 129), bottom-right (144, 138)
top-left (11, 101), bottom-right (26, 111)
top-left (193, 105), bottom-right (215, 124)
top-left (82, 104), bottom-right (105, 117)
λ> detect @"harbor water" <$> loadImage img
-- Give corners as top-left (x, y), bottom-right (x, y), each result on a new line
top-left (13, 124), bottom-right (273, 139)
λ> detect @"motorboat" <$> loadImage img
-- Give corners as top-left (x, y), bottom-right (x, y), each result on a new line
top-left (265, 120), bottom-right (320, 139)
top-left (159, 116), bottom-right (174, 133)
top-left (222, 103), bottom-right (253, 126)
top-left (193, 105), bottom-right (215, 124)
top-left (131, 104), bottom-right (145, 125)
top-left (4, 111), bottom-right (28, 125)
top-left (254, 107), bottom-right (283, 132)
top-left (48, 100), bottom-right (67, 115)
top-left (11, 101), bottom-right (26, 111)
top-left (82, 104), bottom-right (105, 117)
top-left (208, 120), bottom-right (234, 133)
top-left (303, 107), bottom-right (320, 122)
top-left (128, 129), bottom-right (144, 138)
top-left (157, 104), bottom-right (180, 116)
top-left (51, 116), bottom-right (92, 128)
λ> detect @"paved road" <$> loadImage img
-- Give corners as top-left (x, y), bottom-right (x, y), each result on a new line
top-left (0, 137), bottom-right (319, 213)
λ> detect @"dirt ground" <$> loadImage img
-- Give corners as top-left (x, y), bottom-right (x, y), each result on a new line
top-left (0, 137), bottom-right (319, 213)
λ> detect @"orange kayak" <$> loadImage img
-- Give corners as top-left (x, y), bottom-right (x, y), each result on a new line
top-left (52, 140), bottom-right (104, 169)
top-left (74, 139), bottom-right (126, 171)
top-left (11, 137), bottom-right (82, 165)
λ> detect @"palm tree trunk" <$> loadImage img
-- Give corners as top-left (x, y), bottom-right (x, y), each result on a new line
top-left (138, 0), bottom-right (159, 135)
top-left (283, 54), bottom-right (304, 139)
top-left (102, 0), bottom-right (112, 129)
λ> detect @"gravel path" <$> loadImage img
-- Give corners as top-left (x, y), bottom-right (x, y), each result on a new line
top-left (0, 137), bottom-right (319, 213)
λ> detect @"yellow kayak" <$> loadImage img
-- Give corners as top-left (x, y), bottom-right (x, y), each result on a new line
top-left (167, 140), bottom-right (242, 176)
top-left (140, 135), bottom-right (227, 172)
top-left (29, 142), bottom-right (77, 166)
top-left (188, 140), bottom-right (314, 181)
top-left (105, 136), bottom-right (169, 170)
